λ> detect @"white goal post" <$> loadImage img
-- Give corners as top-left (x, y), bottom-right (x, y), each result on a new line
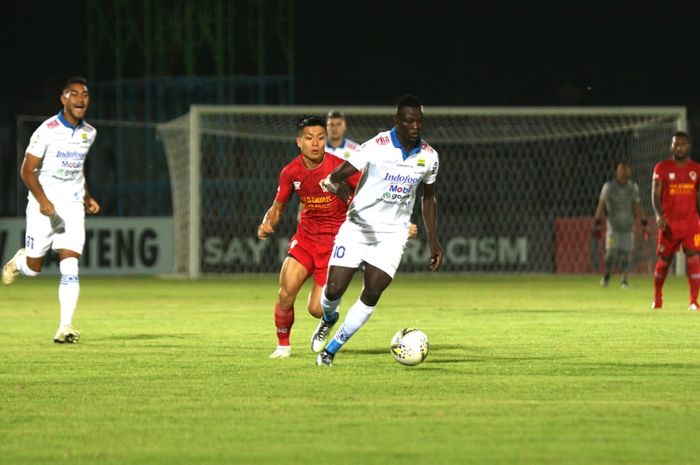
top-left (158, 105), bottom-right (686, 279)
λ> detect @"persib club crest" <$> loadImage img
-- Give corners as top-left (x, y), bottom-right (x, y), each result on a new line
top-left (691, 171), bottom-right (697, 181)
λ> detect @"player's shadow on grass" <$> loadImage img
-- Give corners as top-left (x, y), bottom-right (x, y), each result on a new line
top-left (348, 344), bottom-right (574, 365)
top-left (98, 333), bottom-right (199, 341)
top-left (345, 348), bottom-right (390, 355)
top-left (346, 343), bottom-right (488, 364)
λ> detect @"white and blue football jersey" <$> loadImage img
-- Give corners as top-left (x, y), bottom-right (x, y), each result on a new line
top-left (25, 111), bottom-right (97, 203)
top-left (345, 128), bottom-right (439, 232)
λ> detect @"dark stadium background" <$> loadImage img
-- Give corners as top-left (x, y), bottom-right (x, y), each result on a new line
top-left (1, 0), bottom-right (699, 218)
top-left (3, 2), bottom-right (697, 108)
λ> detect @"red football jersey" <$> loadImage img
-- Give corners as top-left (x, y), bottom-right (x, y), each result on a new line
top-left (653, 159), bottom-right (700, 227)
top-left (275, 153), bottom-right (359, 238)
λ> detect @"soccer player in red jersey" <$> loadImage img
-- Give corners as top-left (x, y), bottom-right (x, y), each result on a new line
top-left (651, 131), bottom-right (700, 310)
top-left (257, 115), bottom-right (359, 358)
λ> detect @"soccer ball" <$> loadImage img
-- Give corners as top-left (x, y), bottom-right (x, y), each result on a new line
top-left (390, 328), bottom-right (429, 366)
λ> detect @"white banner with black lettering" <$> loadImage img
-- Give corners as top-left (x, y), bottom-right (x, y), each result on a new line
top-left (0, 218), bottom-right (173, 275)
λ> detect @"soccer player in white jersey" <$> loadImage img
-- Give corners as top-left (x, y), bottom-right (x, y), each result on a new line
top-left (325, 109), bottom-right (418, 240)
top-left (2, 76), bottom-right (100, 343)
top-left (311, 95), bottom-right (444, 366)
top-left (325, 110), bottom-right (361, 160)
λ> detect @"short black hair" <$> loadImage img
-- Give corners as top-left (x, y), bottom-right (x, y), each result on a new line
top-left (296, 114), bottom-right (326, 133)
top-left (63, 76), bottom-right (88, 93)
top-left (673, 131), bottom-right (691, 142)
top-left (395, 94), bottom-right (423, 115)
top-left (327, 110), bottom-right (344, 119)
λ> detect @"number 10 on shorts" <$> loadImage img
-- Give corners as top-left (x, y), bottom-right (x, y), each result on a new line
top-left (333, 245), bottom-right (346, 258)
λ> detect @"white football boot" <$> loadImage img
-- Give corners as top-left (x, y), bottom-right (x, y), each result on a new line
top-left (316, 349), bottom-right (335, 367)
top-left (53, 325), bottom-right (81, 344)
top-left (269, 345), bottom-right (291, 358)
top-left (2, 248), bottom-right (25, 286)
top-left (310, 312), bottom-right (338, 353)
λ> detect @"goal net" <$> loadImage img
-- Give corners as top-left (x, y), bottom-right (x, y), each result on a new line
top-left (158, 106), bottom-right (685, 278)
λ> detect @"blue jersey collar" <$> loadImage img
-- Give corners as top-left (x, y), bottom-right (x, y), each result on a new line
top-left (326, 138), bottom-right (347, 150)
top-left (390, 128), bottom-right (421, 160)
top-left (57, 110), bottom-right (84, 130)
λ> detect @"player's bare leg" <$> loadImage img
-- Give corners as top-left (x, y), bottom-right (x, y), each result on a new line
top-left (307, 283), bottom-right (324, 319)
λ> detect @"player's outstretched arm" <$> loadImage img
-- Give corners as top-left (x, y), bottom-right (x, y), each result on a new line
top-left (320, 161), bottom-right (359, 203)
top-left (258, 201), bottom-right (286, 240)
top-left (329, 161), bottom-right (358, 185)
top-left (421, 182), bottom-right (444, 271)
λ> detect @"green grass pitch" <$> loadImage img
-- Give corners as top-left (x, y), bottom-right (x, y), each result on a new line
top-left (2, 274), bottom-right (700, 465)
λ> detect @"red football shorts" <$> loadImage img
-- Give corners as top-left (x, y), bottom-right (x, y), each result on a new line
top-left (657, 221), bottom-right (700, 258)
top-left (287, 232), bottom-right (334, 286)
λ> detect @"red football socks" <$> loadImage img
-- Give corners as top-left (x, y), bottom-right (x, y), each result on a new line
top-left (654, 259), bottom-right (670, 305)
top-left (274, 304), bottom-right (294, 346)
top-left (687, 255), bottom-right (700, 305)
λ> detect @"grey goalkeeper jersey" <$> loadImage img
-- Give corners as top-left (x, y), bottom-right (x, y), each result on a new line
top-left (599, 180), bottom-right (640, 233)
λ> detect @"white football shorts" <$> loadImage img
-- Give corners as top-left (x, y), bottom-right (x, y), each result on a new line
top-left (25, 197), bottom-right (86, 257)
top-left (328, 220), bottom-right (410, 278)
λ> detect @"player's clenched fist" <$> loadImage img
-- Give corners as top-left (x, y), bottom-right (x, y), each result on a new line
top-left (257, 222), bottom-right (275, 240)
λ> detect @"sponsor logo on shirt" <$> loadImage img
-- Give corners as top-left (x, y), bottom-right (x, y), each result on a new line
top-left (380, 192), bottom-right (410, 204)
top-left (47, 120), bottom-right (60, 129)
top-left (669, 183), bottom-right (695, 195)
top-left (300, 194), bottom-right (334, 209)
top-left (56, 150), bottom-right (87, 160)
top-left (417, 158), bottom-right (425, 167)
top-left (61, 160), bottom-right (83, 169)
top-left (376, 135), bottom-right (391, 145)
top-left (388, 184), bottom-right (412, 194)
top-left (420, 141), bottom-right (435, 153)
top-left (383, 173), bottom-right (420, 184)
